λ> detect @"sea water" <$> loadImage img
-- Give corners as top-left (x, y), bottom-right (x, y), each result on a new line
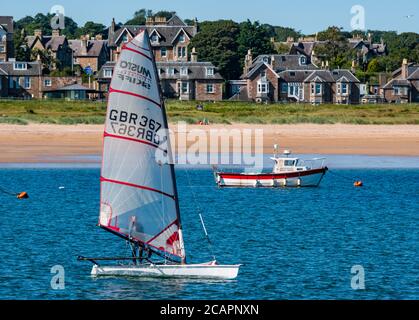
top-left (0, 159), bottom-right (418, 299)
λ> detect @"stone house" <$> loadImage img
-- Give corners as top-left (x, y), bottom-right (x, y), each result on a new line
top-left (0, 16), bottom-right (14, 62)
top-left (382, 59), bottom-right (419, 103)
top-left (233, 51), bottom-right (360, 104)
top-left (0, 60), bottom-right (81, 98)
top-left (96, 49), bottom-right (223, 101)
top-left (107, 15), bottom-right (198, 63)
top-left (69, 35), bottom-right (109, 73)
top-left (26, 29), bottom-right (73, 69)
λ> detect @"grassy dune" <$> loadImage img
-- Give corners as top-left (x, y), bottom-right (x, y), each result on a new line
top-left (0, 99), bottom-right (418, 125)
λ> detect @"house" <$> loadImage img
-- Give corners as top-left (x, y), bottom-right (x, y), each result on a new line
top-left (382, 59), bottom-right (419, 103)
top-left (283, 33), bottom-right (387, 67)
top-left (26, 29), bottom-right (73, 69)
top-left (43, 83), bottom-right (100, 100)
top-left (69, 35), bottom-right (109, 73)
top-left (107, 15), bottom-right (198, 63)
top-left (0, 16), bottom-right (14, 62)
top-left (96, 48), bottom-right (224, 101)
top-left (0, 60), bottom-right (81, 98)
top-left (233, 51), bottom-right (360, 104)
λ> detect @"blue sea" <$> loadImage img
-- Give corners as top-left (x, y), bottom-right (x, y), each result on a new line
top-left (0, 156), bottom-right (418, 300)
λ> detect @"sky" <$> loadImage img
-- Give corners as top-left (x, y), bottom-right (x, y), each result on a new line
top-left (3, 0), bottom-right (418, 34)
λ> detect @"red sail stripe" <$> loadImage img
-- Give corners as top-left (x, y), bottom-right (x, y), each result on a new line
top-left (146, 219), bottom-right (178, 244)
top-left (128, 40), bottom-right (151, 52)
top-left (100, 176), bottom-right (175, 200)
top-left (103, 131), bottom-right (166, 151)
top-left (122, 45), bottom-right (152, 60)
top-left (219, 168), bottom-right (326, 180)
top-left (109, 87), bottom-right (161, 108)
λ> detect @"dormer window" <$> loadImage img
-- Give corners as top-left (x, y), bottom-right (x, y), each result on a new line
top-left (290, 71), bottom-right (296, 77)
top-left (206, 67), bottom-right (214, 76)
top-left (300, 56), bottom-right (306, 65)
top-left (167, 67), bottom-right (175, 76)
top-left (13, 62), bottom-right (27, 70)
top-left (151, 34), bottom-right (159, 43)
top-left (104, 68), bottom-right (113, 78)
top-left (179, 33), bottom-right (185, 43)
top-left (121, 34), bottom-right (129, 43)
top-left (180, 67), bottom-right (188, 76)
top-left (263, 57), bottom-right (269, 63)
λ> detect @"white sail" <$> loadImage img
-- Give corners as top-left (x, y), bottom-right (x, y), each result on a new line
top-left (99, 30), bottom-right (185, 262)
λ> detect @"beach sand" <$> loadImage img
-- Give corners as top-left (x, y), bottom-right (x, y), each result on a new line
top-left (0, 123), bottom-right (418, 163)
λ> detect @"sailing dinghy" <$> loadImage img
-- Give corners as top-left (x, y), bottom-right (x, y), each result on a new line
top-left (78, 30), bottom-right (240, 279)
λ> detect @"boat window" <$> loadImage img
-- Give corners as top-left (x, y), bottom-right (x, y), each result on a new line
top-left (284, 160), bottom-right (295, 166)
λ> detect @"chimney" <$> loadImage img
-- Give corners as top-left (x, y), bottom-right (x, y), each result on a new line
top-left (401, 58), bottom-right (408, 79)
top-left (154, 16), bottom-right (167, 25)
top-left (95, 34), bottom-right (103, 40)
top-left (286, 36), bottom-right (294, 43)
top-left (34, 29), bottom-right (43, 37)
top-left (378, 73), bottom-right (387, 88)
top-left (146, 17), bottom-right (154, 26)
top-left (52, 29), bottom-right (60, 37)
top-left (325, 60), bottom-right (329, 70)
top-left (271, 55), bottom-right (275, 68)
top-left (351, 60), bottom-right (356, 73)
top-left (367, 32), bottom-right (372, 43)
top-left (81, 36), bottom-right (88, 55)
top-left (191, 47), bottom-right (198, 62)
top-left (244, 49), bottom-right (253, 75)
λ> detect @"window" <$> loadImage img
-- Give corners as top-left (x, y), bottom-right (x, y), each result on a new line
top-left (341, 83), bottom-right (348, 95)
top-left (181, 82), bottom-right (189, 94)
top-left (206, 84), bottom-right (214, 93)
top-left (167, 67), bottom-right (175, 76)
top-left (315, 83), bottom-right (322, 94)
top-left (206, 67), bottom-right (214, 76)
top-left (44, 79), bottom-right (52, 87)
top-left (104, 69), bottom-right (113, 78)
top-left (0, 45), bottom-right (5, 53)
top-left (179, 34), bottom-right (185, 42)
top-left (151, 34), bottom-right (159, 43)
top-left (13, 62), bottom-right (27, 70)
top-left (161, 47), bottom-right (167, 57)
top-left (177, 46), bottom-right (186, 58)
top-left (9, 76), bottom-right (19, 88)
top-left (121, 34), bottom-right (129, 43)
top-left (263, 57), bottom-right (269, 63)
top-left (289, 85), bottom-right (294, 96)
top-left (180, 67), bottom-right (188, 76)
top-left (257, 83), bottom-right (268, 93)
top-left (284, 160), bottom-right (295, 166)
top-left (23, 76), bottom-right (31, 89)
top-left (289, 71), bottom-right (296, 77)
top-left (300, 56), bottom-right (306, 65)
top-left (280, 82), bottom-right (288, 93)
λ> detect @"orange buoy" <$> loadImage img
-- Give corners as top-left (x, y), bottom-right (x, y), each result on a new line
top-left (17, 192), bottom-right (29, 199)
top-left (353, 181), bottom-right (363, 187)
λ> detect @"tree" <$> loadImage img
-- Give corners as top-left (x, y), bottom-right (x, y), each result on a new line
top-left (274, 26), bottom-right (302, 42)
top-left (237, 20), bottom-right (276, 67)
top-left (189, 20), bottom-right (241, 80)
top-left (14, 29), bottom-right (30, 61)
top-left (76, 21), bottom-right (106, 38)
top-left (125, 9), bottom-right (151, 25)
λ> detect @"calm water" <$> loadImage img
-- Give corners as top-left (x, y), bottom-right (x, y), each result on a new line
top-left (0, 166), bottom-right (418, 299)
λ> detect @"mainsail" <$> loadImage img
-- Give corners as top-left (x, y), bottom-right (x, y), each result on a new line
top-left (99, 30), bottom-right (186, 263)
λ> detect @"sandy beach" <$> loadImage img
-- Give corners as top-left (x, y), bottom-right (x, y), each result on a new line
top-left (0, 123), bottom-right (418, 163)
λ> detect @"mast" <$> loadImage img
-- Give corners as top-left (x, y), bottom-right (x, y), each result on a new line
top-left (145, 29), bottom-right (186, 264)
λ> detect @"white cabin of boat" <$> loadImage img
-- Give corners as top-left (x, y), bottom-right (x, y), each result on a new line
top-left (271, 150), bottom-right (309, 173)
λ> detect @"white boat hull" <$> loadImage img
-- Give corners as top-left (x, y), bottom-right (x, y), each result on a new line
top-left (91, 263), bottom-right (241, 279)
top-left (216, 168), bottom-right (327, 188)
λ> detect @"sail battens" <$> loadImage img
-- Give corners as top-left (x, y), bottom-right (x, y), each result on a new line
top-left (100, 176), bottom-right (176, 199)
top-left (122, 45), bottom-right (152, 60)
top-left (109, 87), bottom-right (161, 108)
top-left (103, 131), bottom-right (164, 151)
